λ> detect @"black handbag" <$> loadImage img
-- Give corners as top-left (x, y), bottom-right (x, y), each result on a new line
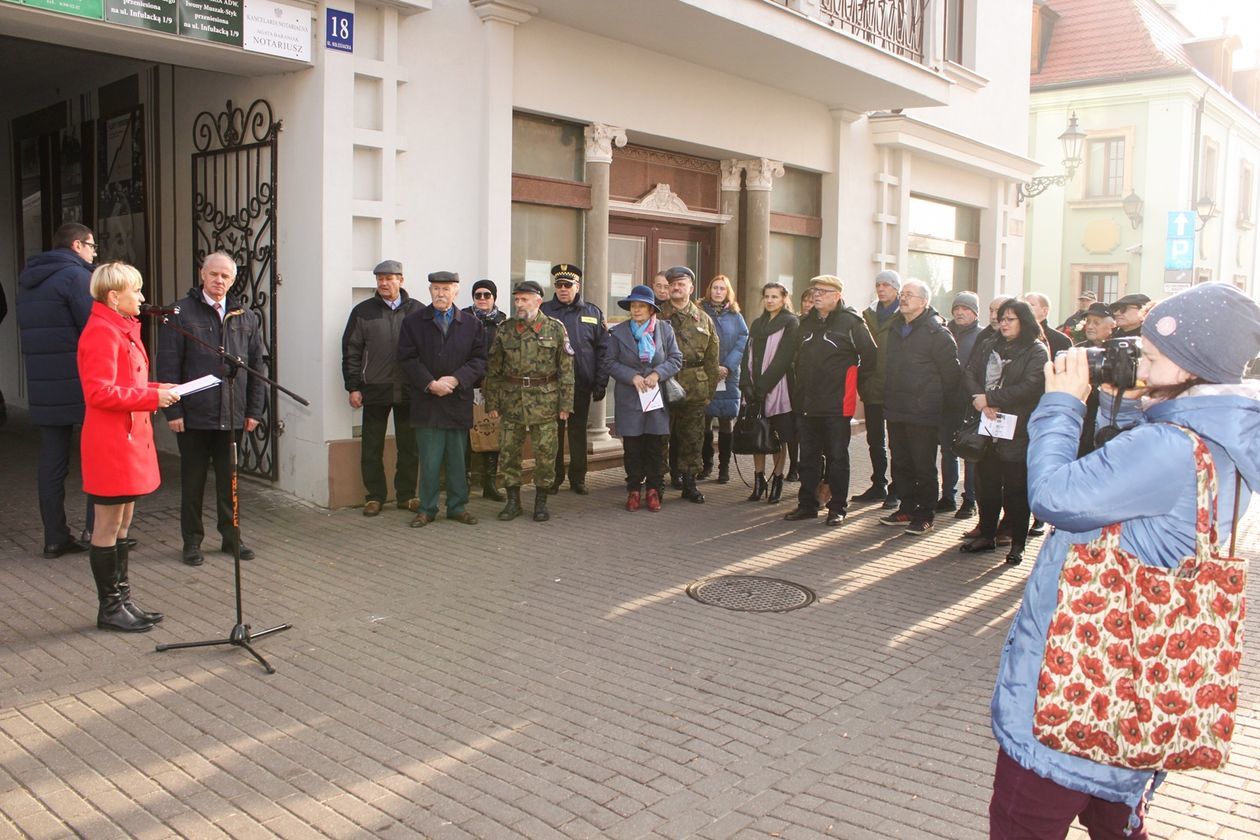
top-left (952, 409), bottom-right (991, 463)
top-left (661, 376), bottom-right (687, 407)
top-left (732, 404), bottom-right (781, 455)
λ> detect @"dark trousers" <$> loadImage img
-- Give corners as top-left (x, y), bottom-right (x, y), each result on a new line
top-left (990, 749), bottom-right (1147, 840)
top-left (623, 434), bottom-right (664, 492)
top-left (939, 419), bottom-right (976, 503)
top-left (177, 428), bottom-right (240, 548)
top-left (888, 421), bottom-right (939, 522)
top-left (37, 424), bottom-right (93, 544)
top-left (977, 450), bottom-right (1030, 548)
top-left (796, 415), bottom-right (852, 514)
top-left (701, 417), bottom-right (734, 468)
top-left (554, 389), bottom-right (591, 486)
top-left (415, 427), bottom-right (469, 517)
top-left (361, 402), bottom-right (419, 504)
top-left (864, 403), bottom-right (890, 488)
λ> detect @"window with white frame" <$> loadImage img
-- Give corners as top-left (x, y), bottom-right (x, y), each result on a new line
top-left (1085, 137), bottom-right (1125, 199)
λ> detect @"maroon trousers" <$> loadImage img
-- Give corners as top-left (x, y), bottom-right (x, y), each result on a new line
top-left (989, 749), bottom-right (1148, 840)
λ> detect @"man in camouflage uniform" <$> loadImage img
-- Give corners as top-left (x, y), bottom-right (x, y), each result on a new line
top-left (484, 281), bottom-right (575, 522)
top-left (662, 266), bottom-right (720, 503)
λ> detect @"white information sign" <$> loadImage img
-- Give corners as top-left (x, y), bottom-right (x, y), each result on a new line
top-left (244, 0), bottom-right (312, 62)
top-left (525, 260), bottom-right (552, 290)
top-left (611, 272), bottom-right (634, 298)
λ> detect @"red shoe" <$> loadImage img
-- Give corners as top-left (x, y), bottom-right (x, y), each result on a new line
top-left (646, 488), bottom-right (662, 512)
top-left (626, 490), bottom-right (641, 512)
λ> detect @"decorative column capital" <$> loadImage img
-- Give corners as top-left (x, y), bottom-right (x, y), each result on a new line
top-left (469, 0), bottom-right (537, 26)
top-left (740, 158), bottom-right (785, 191)
top-left (584, 123), bottom-right (627, 165)
top-left (720, 159), bottom-right (744, 191)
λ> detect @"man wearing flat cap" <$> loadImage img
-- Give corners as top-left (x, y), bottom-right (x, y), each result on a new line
top-left (1109, 292), bottom-right (1151, 338)
top-left (484, 280), bottom-right (575, 522)
top-left (662, 266), bottom-right (720, 503)
top-left (342, 260), bottom-right (422, 517)
top-left (1059, 289), bottom-right (1097, 334)
top-left (398, 271), bottom-right (487, 527)
top-left (541, 263), bottom-right (611, 495)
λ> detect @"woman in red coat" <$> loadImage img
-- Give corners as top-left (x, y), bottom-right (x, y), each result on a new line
top-left (78, 262), bottom-right (179, 632)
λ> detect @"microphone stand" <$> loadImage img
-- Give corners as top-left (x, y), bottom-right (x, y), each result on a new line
top-left (151, 308), bottom-right (308, 674)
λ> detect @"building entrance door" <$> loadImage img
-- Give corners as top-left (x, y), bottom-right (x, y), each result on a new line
top-left (606, 218), bottom-right (715, 319)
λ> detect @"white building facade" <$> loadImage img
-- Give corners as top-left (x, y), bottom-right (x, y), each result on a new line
top-left (1, 0), bottom-right (1036, 506)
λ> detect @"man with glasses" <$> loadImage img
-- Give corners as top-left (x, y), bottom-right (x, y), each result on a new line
top-left (783, 275), bottom-right (877, 526)
top-left (879, 278), bottom-right (960, 536)
top-left (16, 223), bottom-right (99, 557)
top-left (541, 264), bottom-right (610, 495)
top-left (341, 259), bottom-right (422, 517)
top-left (1108, 292), bottom-right (1151, 338)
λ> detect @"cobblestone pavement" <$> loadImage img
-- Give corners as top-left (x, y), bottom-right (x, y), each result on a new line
top-left (1, 410), bottom-right (1256, 839)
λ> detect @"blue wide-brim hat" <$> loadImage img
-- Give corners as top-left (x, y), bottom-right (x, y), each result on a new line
top-left (618, 284), bottom-right (660, 312)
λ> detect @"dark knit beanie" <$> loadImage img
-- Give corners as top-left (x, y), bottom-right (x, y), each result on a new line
top-left (472, 279), bottom-right (497, 298)
top-left (1142, 283), bottom-right (1260, 384)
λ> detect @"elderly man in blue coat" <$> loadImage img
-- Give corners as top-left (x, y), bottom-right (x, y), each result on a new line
top-left (16, 223), bottom-right (98, 557)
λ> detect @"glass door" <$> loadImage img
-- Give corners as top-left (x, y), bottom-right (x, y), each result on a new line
top-left (606, 218), bottom-right (715, 318)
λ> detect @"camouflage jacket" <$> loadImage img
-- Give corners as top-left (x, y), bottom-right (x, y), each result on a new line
top-left (666, 299), bottom-right (720, 404)
top-left (484, 309), bottom-right (576, 424)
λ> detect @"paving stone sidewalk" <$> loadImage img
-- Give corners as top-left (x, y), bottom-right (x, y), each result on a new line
top-left (0, 411), bottom-right (1256, 839)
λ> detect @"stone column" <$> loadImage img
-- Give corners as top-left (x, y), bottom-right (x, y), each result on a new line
top-left (470, 0), bottom-right (537, 282)
top-left (719, 159), bottom-right (743, 300)
top-left (740, 158), bottom-right (784, 320)
top-left (583, 123), bottom-right (626, 449)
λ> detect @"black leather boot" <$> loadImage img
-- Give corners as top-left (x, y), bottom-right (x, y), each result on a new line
top-left (498, 486), bottom-right (522, 521)
top-left (716, 431), bottom-right (732, 483)
top-left (682, 474), bottom-right (705, 504)
top-left (747, 472), bottom-right (767, 501)
top-left (89, 545), bottom-right (153, 632)
top-left (116, 541), bottom-right (163, 624)
top-left (482, 452), bottom-right (506, 501)
top-left (766, 474), bottom-right (784, 504)
top-left (533, 487), bottom-right (551, 522)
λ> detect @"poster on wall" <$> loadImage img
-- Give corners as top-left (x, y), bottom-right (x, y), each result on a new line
top-left (178, 0), bottom-right (242, 45)
top-left (104, 0), bottom-right (177, 32)
top-left (243, 0), bottom-right (311, 61)
top-left (97, 109), bottom-right (149, 279)
top-left (20, 0), bottom-right (103, 17)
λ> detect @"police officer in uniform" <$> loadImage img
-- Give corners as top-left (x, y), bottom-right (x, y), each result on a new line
top-left (662, 266), bottom-right (720, 503)
top-left (484, 281), bottom-right (576, 522)
top-left (541, 263), bottom-right (610, 495)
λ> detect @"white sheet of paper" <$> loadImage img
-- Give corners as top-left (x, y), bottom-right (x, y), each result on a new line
top-left (979, 412), bottom-right (1018, 440)
top-left (639, 385), bottom-right (663, 412)
top-left (611, 272), bottom-right (634, 297)
top-left (473, 387), bottom-right (485, 406)
top-left (715, 380), bottom-right (726, 392)
top-left (171, 374), bottom-right (221, 398)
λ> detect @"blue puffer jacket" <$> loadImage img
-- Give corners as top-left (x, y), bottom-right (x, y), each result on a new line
top-left (15, 248), bottom-right (94, 425)
top-left (991, 384), bottom-right (1260, 823)
top-left (702, 302), bottom-right (748, 419)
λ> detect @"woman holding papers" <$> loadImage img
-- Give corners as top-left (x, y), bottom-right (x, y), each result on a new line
top-left (608, 284), bottom-right (684, 512)
top-left (77, 262), bottom-right (180, 632)
top-left (960, 299), bottom-right (1047, 565)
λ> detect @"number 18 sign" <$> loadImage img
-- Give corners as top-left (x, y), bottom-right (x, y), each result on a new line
top-left (326, 8), bottom-right (353, 52)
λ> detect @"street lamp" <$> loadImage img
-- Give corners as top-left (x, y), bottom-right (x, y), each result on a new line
top-left (1017, 112), bottom-right (1087, 205)
top-left (1195, 195), bottom-right (1218, 232)
top-left (1122, 190), bottom-right (1144, 229)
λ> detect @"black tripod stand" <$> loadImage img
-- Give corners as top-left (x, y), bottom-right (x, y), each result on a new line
top-left (152, 308), bottom-right (308, 673)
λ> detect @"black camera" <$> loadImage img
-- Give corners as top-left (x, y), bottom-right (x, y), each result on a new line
top-left (1056, 337), bottom-right (1142, 390)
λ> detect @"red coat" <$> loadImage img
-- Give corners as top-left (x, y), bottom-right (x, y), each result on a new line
top-left (78, 302), bottom-right (161, 497)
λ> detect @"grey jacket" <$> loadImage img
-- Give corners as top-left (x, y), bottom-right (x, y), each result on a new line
top-left (607, 319), bottom-right (683, 437)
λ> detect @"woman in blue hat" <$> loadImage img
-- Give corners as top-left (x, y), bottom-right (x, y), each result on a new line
top-left (607, 284), bottom-right (684, 512)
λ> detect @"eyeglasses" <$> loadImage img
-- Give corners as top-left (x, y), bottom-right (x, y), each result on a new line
top-left (998, 316), bottom-right (1019, 324)
top-left (898, 292), bottom-right (923, 300)
top-left (472, 292), bottom-right (494, 299)
top-left (810, 288), bottom-right (839, 297)
top-left (80, 240), bottom-right (98, 251)
top-left (554, 281), bottom-right (576, 288)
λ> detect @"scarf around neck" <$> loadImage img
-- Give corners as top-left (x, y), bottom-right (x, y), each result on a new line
top-left (628, 316), bottom-right (657, 363)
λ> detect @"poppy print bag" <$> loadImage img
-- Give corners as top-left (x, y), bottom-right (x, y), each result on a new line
top-left (1032, 427), bottom-right (1246, 771)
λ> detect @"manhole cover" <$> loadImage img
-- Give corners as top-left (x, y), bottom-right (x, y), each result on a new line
top-left (686, 575), bottom-right (815, 613)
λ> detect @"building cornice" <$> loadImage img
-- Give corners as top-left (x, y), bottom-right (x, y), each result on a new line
top-left (868, 114), bottom-right (1041, 181)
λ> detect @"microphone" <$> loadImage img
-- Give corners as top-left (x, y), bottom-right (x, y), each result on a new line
top-left (139, 304), bottom-right (181, 317)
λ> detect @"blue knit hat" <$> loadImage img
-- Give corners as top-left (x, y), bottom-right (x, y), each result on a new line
top-left (1142, 283), bottom-right (1260, 384)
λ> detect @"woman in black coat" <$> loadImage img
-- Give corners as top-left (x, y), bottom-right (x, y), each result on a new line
top-left (960, 299), bottom-right (1047, 565)
top-left (740, 282), bottom-right (799, 503)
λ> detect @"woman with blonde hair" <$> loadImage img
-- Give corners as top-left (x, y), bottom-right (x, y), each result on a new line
top-left (77, 262), bottom-right (180, 632)
top-left (700, 275), bottom-right (748, 483)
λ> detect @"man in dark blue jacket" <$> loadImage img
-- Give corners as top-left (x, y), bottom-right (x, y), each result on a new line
top-left (880, 279), bottom-right (961, 535)
top-left (16, 223), bottom-right (97, 557)
top-left (540, 264), bottom-right (609, 494)
top-left (158, 252), bottom-right (267, 566)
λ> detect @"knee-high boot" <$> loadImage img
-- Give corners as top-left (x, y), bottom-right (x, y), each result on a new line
top-left (482, 452), bottom-right (505, 501)
top-left (116, 541), bottom-right (163, 623)
top-left (89, 545), bottom-right (153, 632)
top-left (717, 431), bottom-right (732, 483)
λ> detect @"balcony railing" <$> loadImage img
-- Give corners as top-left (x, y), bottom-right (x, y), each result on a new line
top-left (774, 0), bottom-right (929, 65)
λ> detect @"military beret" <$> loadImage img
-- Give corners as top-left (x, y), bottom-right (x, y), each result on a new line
top-left (664, 266), bottom-right (695, 282)
top-left (428, 271), bottom-right (459, 284)
top-left (1084, 302), bottom-right (1112, 319)
top-left (472, 279), bottom-right (497, 297)
top-left (551, 264), bottom-right (582, 281)
top-left (373, 260), bottom-right (403, 275)
top-left (513, 280), bottom-right (544, 296)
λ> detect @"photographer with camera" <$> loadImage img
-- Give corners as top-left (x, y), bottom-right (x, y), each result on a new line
top-left (989, 283), bottom-right (1260, 839)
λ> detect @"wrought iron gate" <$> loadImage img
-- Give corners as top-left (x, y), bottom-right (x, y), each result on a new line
top-left (191, 99), bottom-right (281, 480)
